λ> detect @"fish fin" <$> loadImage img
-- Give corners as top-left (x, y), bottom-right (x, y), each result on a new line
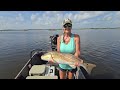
top-left (80, 63), bottom-right (96, 74)
top-left (69, 64), bottom-right (76, 69)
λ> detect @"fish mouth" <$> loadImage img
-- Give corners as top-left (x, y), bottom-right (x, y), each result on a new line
top-left (41, 56), bottom-right (43, 59)
top-left (41, 55), bottom-right (45, 60)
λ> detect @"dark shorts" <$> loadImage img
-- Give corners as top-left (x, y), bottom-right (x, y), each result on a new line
top-left (58, 66), bottom-right (77, 73)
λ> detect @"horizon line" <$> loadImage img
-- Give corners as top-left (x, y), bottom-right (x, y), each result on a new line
top-left (0, 27), bottom-right (120, 31)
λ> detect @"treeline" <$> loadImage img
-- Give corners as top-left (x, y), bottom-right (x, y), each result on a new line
top-left (0, 27), bottom-right (120, 31)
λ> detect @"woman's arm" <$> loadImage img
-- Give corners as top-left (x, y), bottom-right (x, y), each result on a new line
top-left (74, 34), bottom-right (81, 58)
top-left (74, 34), bottom-right (82, 66)
top-left (57, 36), bottom-right (60, 52)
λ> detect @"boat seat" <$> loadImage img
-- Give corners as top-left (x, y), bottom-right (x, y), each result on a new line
top-left (26, 76), bottom-right (58, 79)
top-left (29, 65), bottom-right (46, 76)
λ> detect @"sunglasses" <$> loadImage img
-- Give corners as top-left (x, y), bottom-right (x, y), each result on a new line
top-left (63, 23), bottom-right (72, 28)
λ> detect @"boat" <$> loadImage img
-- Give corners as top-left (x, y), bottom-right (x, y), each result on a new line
top-left (15, 34), bottom-right (96, 79)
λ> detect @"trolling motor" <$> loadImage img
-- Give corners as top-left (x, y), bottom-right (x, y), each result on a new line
top-left (50, 34), bottom-right (59, 51)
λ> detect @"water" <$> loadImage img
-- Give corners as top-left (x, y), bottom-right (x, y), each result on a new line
top-left (0, 29), bottom-right (120, 79)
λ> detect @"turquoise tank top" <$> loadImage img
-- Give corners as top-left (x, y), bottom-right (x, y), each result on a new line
top-left (59, 34), bottom-right (75, 70)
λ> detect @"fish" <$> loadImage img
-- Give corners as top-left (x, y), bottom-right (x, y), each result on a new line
top-left (41, 51), bottom-right (96, 74)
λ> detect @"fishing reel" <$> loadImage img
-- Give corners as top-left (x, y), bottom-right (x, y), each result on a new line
top-left (50, 34), bottom-right (59, 51)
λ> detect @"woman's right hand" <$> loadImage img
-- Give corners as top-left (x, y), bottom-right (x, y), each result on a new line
top-left (48, 59), bottom-right (54, 64)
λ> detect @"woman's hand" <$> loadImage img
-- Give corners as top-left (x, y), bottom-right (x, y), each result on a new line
top-left (48, 59), bottom-right (54, 64)
top-left (74, 60), bottom-right (83, 66)
top-left (74, 62), bottom-right (81, 66)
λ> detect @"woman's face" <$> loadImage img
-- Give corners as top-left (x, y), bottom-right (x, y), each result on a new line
top-left (63, 27), bottom-right (71, 34)
top-left (63, 23), bottom-right (72, 34)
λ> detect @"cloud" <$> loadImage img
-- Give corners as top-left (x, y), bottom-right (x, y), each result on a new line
top-left (116, 11), bottom-right (120, 16)
top-left (31, 13), bottom-right (39, 21)
top-left (72, 11), bottom-right (105, 22)
top-left (0, 13), bottom-right (29, 29)
top-left (102, 14), bottom-right (112, 21)
top-left (30, 11), bottom-right (64, 29)
top-left (30, 11), bottom-right (105, 29)
top-left (16, 13), bottom-right (24, 22)
top-left (0, 11), bottom-right (119, 29)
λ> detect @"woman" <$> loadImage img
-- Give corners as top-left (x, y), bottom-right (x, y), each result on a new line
top-left (56, 18), bottom-right (81, 79)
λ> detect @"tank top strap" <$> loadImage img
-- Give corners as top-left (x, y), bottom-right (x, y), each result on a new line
top-left (71, 33), bottom-right (74, 39)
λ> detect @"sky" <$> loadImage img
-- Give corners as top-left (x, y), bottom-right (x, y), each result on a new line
top-left (0, 11), bottom-right (120, 30)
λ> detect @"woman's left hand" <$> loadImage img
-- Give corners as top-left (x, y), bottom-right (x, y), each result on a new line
top-left (74, 62), bottom-right (81, 66)
top-left (74, 59), bottom-right (83, 66)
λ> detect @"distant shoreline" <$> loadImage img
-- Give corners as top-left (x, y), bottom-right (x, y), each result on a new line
top-left (0, 28), bottom-right (120, 31)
